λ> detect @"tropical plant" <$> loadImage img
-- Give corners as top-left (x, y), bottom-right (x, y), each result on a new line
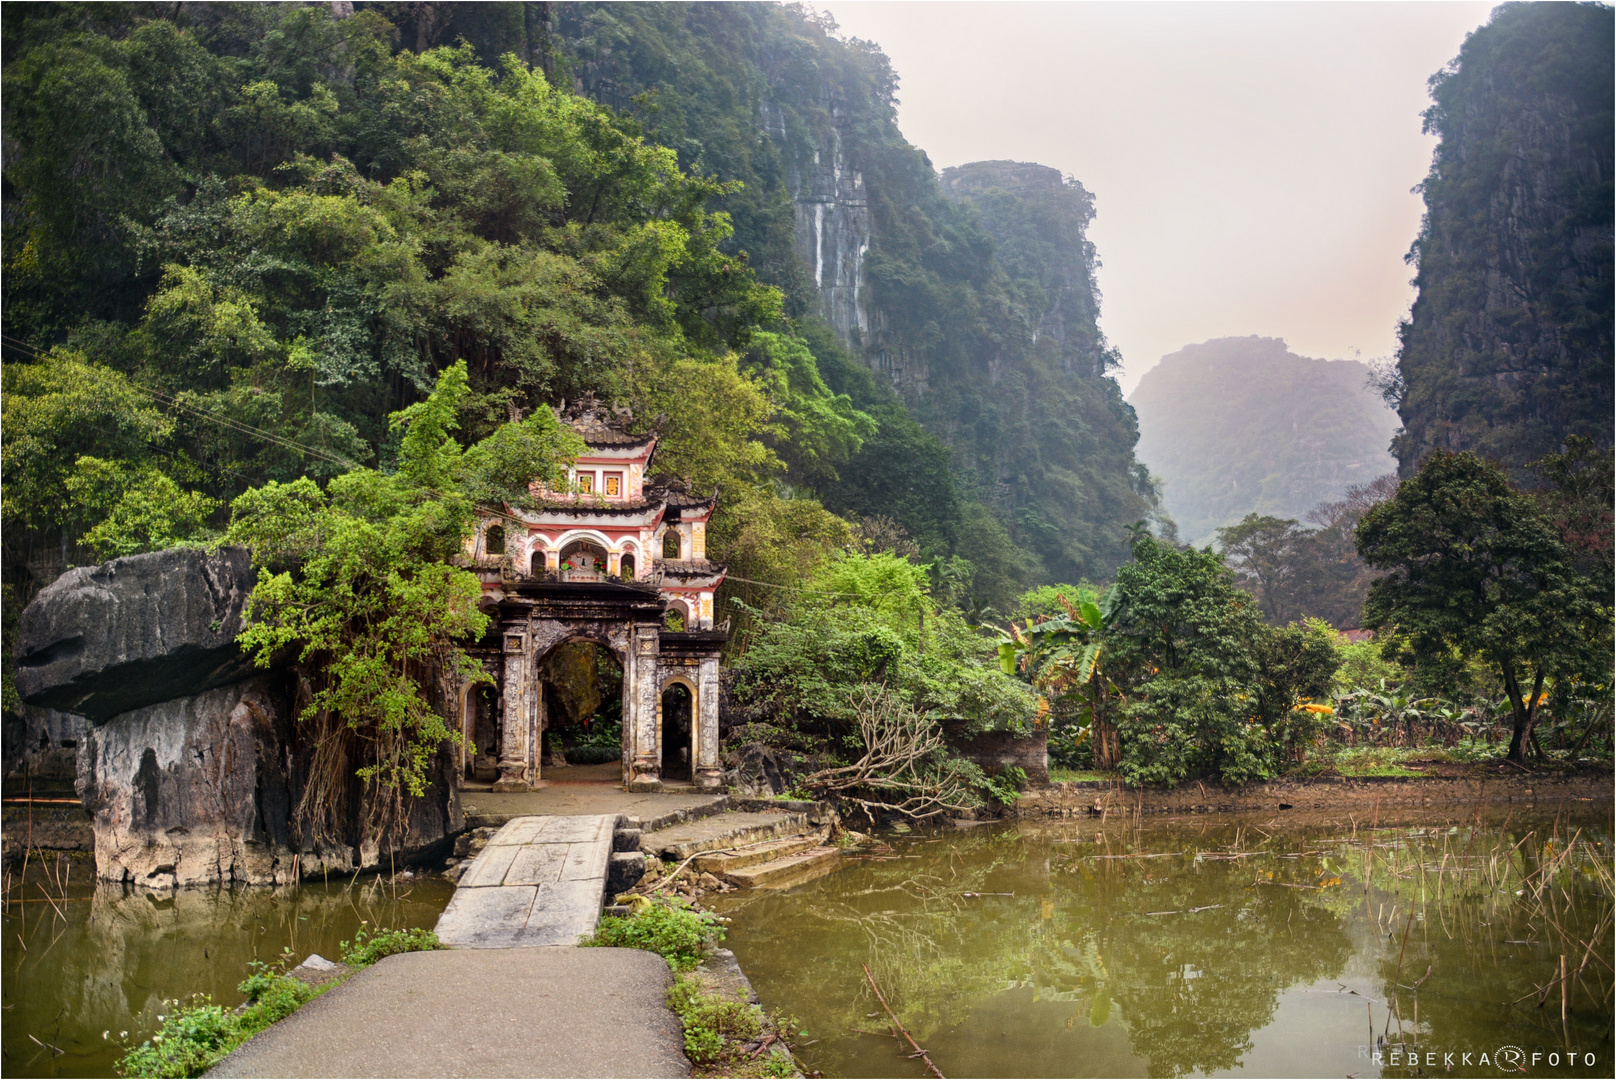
top-left (997, 585), bottom-right (1124, 767)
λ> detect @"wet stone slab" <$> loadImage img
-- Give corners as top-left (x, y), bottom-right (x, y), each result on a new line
top-left (435, 815), bottom-right (615, 949)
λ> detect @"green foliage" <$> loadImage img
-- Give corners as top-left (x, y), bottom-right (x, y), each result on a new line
top-left (69, 458), bottom-right (221, 561)
top-left (665, 976), bottom-right (766, 1068)
top-left (0, 352), bottom-right (180, 533)
top-left (583, 899), bottom-right (722, 973)
top-left (338, 926), bottom-right (442, 968)
top-left (227, 362), bottom-right (581, 837)
top-left (116, 999), bottom-right (241, 1079)
top-left (1357, 451), bottom-right (1610, 763)
top-left (1131, 337), bottom-right (1399, 545)
top-left (1105, 538), bottom-right (1339, 787)
top-left (732, 552), bottom-right (1036, 738)
top-left (1330, 634), bottom-right (1405, 697)
top-left (115, 960), bottom-right (323, 1079)
top-left (1394, 3), bottom-right (1613, 477)
top-left (982, 765), bottom-right (1029, 807)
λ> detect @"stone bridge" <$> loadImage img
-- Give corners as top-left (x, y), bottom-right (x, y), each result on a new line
top-left (434, 815), bottom-right (644, 948)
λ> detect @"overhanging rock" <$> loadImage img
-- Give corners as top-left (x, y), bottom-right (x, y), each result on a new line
top-left (14, 546), bottom-right (259, 721)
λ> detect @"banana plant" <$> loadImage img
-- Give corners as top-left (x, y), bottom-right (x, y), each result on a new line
top-left (997, 586), bottom-right (1125, 767)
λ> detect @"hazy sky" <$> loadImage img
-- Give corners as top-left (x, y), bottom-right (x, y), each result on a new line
top-left (815, 1), bottom-right (1496, 393)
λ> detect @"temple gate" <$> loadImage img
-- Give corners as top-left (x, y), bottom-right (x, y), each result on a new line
top-left (461, 397), bottom-right (728, 791)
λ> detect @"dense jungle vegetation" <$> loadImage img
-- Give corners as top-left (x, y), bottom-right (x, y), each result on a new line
top-left (2, 2), bottom-right (1610, 803)
top-left (1392, 0), bottom-right (1613, 478)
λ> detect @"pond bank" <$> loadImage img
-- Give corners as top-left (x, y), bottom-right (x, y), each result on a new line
top-left (1014, 763), bottom-right (1612, 818)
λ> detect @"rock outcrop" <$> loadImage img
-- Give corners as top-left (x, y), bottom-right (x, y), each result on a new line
top-left (13, 546), bottom-right (460, 885)
top-left (74, 676), bottom-right (297, 886)
top-left (14, 546), bottom-right (259, 721)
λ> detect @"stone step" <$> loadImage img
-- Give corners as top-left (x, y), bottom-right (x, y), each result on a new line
top-left (643, 811), bottom-right (810, 860)
top-left (691, 832), bottom-right (821, 874)
top-left (719, 846), bottom-right (840, 889)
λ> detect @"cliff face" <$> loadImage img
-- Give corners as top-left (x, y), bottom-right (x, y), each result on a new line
top-left (1394, 2), bottom-right (1613, 476)
top-left (776, 103), bottom-right (874, 349)
top-left (1131, 337), bottom-right (1399, 544)
top-left (940, 160), bottom-right (1111, 378)
top-left (548, 4), bottom-right (1161, 581)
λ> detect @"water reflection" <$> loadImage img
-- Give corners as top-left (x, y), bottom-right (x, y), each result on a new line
top-left (710, 811), bottom-right (1613, 1079)
top-left (2, 861), bottom-right (452, 1078)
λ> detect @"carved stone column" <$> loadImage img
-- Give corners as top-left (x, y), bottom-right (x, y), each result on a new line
top-left (493, 628), bottom-right (530, 792)
top-left (627, 624), bottom-right (662, 790)
top-left (694, 656), bottom-right (722, 789)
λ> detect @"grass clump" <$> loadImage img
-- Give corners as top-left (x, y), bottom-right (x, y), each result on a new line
top-left (116, 963), bottom-right (313, 1078)
top-left (339, 925), bottom-right (442, 967)
top-left (667, 976), bottom-right (796, 1077)
top-left (582, 898), bottom-right (723, 972)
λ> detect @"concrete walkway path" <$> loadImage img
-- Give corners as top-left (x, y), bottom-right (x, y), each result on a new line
top-left (435, 815), bottom-right (615, 948)
top-left (207, 947), bottom-right (689, 1078)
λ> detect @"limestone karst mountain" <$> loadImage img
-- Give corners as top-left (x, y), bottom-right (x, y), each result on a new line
top-left (1129, 336), bottom-right (1400, 545)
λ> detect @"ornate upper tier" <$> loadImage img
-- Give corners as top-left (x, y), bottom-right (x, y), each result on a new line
top-left (466, 395), bottom-right (727, 630)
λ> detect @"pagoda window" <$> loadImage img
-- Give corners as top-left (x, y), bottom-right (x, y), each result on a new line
top-left (663, 530), bottom-right (682, 560)
top-left (577, 472), bottom-right (594, 494)
top-left (531, 550), bottom-right (546, 576)
top-left (620, 554), bottom-right (635, 580)
top-left (484, 524), bottom-right (506, 556)
top-left (605, 474), bottom-right (622, 497)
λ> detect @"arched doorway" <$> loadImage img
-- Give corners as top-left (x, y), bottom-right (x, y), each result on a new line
top-left (539, 640), bottom-right (624, 773)
top-left (660, 682), bottom-right (694, 782)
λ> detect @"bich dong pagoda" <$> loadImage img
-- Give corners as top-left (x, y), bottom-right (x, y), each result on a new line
top-left (460, 395), bottom-right (726, 793)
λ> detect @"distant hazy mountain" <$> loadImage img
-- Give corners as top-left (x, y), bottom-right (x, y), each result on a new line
top-left (1130, 337), bottom-right (1399, 545)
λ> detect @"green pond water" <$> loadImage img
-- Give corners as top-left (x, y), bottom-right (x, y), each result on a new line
top-left (708, 809), bottom-right (1615, 1079)
top-left (2, 862), bottom-right (453, 1078)
top-left (5, 809), bottom-right (1612, 1079)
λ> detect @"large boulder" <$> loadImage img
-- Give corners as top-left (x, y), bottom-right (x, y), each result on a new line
top-left (15, 544), bottom-right (461, 886)
top-left (14, 546), bottom-right (259, 721)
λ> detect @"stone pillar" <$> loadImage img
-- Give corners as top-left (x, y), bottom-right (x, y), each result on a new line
top-left (607, 551), bottom-right (621, 576)
top-left (627, 625), bottom-right (661, 791)
top-left (493, 629), bottom-right (530, 792)
top-left (694, 656), bottom-right (722, 789)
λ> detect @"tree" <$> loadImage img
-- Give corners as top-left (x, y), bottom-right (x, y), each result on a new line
top-left (1101, 537), bottom-right (1337, 786)
top-left (1355, 451), bottom-right (1609, 763)
top-left (227, 360), bottom-right (583, 843)
top-left (1215, 514), bottom-right (1309, 624)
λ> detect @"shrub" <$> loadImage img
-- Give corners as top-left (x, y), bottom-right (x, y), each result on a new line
top-left (339, 926), bottom-right (442, 968)
top-left (116, 964), bottom-right (316, 1078)
top-left (582, 898), bottom-right (722, 972)
top-left (566, 744), bottom-right (620, 765)
top-left (116, 1000), bottom-right (239, 1079)
top-left (666, 976), bottom-right (765, 1066)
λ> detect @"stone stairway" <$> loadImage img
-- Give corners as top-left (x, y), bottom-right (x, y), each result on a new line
top-left (641, 810), bottom-right (841, 890)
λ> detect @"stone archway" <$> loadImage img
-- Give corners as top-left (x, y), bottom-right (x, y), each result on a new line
top-left (537, 638), bottom-right (625, 772)
top-left (658, 678), bottom-right (696, 782)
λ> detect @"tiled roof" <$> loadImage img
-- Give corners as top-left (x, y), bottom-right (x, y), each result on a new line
top-left (527, 497), bottom-right (660, 514)
top-left (554, 393), bottom-right (660, 447)
top-left (658, 559), bottom-right (727, 577)
top-left (644, 476), bottom-right (718, 509)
